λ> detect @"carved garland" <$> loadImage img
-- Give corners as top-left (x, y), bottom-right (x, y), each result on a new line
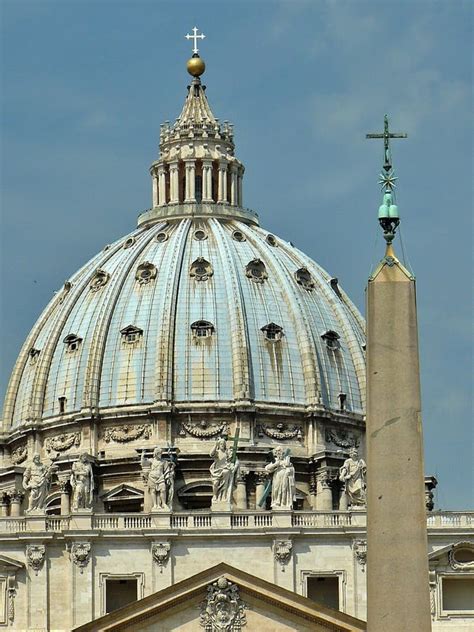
top-left (11, 445), bottom-right (28, 465)
top-left (179, 421), bottom-right (228, 439)
top-left (325, 428), bottom-right (360, 450)
top-left (259, 423), bottom-right (303, 441)
top-left (199, 576), bottom-right (247, 631)
top-left (353, 539), bottom-right (367, 571)
top-left (104, 424), bottom-right (152, 443)
top-left (45, 432), bottom-right (81, 453)
top-left (26, 544), bottom-right (46, 575)
top-left (152, 542), bottom-right (171, 573)
top-left (71, 542), bottom-right (91, 573)
top-left (274, 540), bottom-right (293, 570)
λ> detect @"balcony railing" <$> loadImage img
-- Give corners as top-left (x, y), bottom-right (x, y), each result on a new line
top-left (0, 511), bottom-right (472, 535)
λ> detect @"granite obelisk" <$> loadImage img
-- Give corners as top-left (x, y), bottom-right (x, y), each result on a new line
top-left (366, 117), bottom-right (431, 631)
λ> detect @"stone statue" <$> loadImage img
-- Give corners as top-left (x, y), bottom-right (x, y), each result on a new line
top-left (339, 448), bottom-right (367, 507)
top-left (141, 448), bottom-right (176, 511)
top-left (264, 446), bottom-right (295, 510)
top-left (22, 453), bottom-right (58, 514)
top-left (210, 438), bottom-right (239, 505)
top-left (70, 452), bottom-right (94, 511)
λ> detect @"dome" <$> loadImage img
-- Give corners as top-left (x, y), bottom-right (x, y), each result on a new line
top-left (2, 67), bottom-right (366, 431)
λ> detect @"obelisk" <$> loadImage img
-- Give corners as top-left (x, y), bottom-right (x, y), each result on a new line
top-left (366, 117), bottom-right (431, 631)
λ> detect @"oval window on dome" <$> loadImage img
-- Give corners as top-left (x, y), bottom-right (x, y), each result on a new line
top-left (191, 320), bottom-right (215, 338)
top-left (245, 259), bottom-right (268, 284)
top-left (135, 262), bottom-right (157, 285)
top-left (295, 267), bottom-right (315, 291)
top-left (89, 269), bottom-right (110, 293)
top-left (232, 230), bottom-right (245, 242)
top-left (63, 334), bottom-right (83, 354)
top-left (190, 257), bottom-right (213, 282)
top-left (266, 234), bottom-right (277, 247)
top-left (123, 237), bottom-right (136, 249)
top-left (193, 229), bottom-right (207, 241)
top-left (156, 231), bottom-right (168, 243)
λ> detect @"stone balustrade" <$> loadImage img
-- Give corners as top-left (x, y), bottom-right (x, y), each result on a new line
top-left (0, 511), bottom-right (472, 536)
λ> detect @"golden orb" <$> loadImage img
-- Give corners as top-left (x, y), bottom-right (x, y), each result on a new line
top-left (187, 55), bottom-right (205, 77)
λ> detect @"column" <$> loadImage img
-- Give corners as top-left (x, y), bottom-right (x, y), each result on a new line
top-left (202, 160), bottom-right (213, 202)
top-left (217, 160), bottom-right (228, 203)
top-left (58, 476), bottom-right (70, 515)
top-left (237, 168), bottom-right (244, 207)
top-left (315, 472), bottom-right (333, 511)
top-left (235, 471), bottom-right (248, 510)
top-left (152, 172), bottom-right (159, 208)
top-left (10, 491), bottom-right (24, 517)
top-left (255, 472), bottom-right (267, 511)
top-left (230, 163), bottom-right (238, 206)
top-left (184, 160), bottom-right (196, 203)
top-left (158, 164), bottom-right (166, 206)
top-left (169, 161), bottom-right (179, 203)
top-left (0, 492), bottom-right (9, 516)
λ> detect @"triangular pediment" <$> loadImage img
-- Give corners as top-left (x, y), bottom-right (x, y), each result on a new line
top-left (73, 562), bottom-right (366, 632)
top-left (100, 484), bottom-right (143, 501)
top-left (0, 554), bottom-right (24, 571)
top-left (429, 540), bottom-right (474, 569)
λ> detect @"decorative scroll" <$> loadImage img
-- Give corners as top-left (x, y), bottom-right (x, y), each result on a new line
top-left (179, 420), bottom-right (228, 439)
top-left (199, 576), bottom-right (247, 631)
top-left (103, 424), bottom-right (151, 443)
top-left (45, 432), bottom-right (81, 453)
top-left (353, 539), bottom-right (367, 571)
top-left (152, 542), bottom-right (171, 573)
top-left (11, 445), bottom-right (28, 465)
top-left (325, 428), bottom-right (360, 450)
top-left (259, 423), bottom-right (303, 441)
top-left (26, 544), bottom-right (46, 575)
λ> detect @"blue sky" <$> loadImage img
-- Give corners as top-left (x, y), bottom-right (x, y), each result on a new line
top-left (1, 0), bottom-right (472, 509)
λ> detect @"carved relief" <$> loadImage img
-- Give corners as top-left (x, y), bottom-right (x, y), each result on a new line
top-left (190, 257), bottom-right (213, 282)
top-left (8, 580), bottom-right (16, 623)
top-left (26, 544), bottom-right (46, 575)
top-left (71, 542), bottom-right (91, 572)
top-left (179, 420), bottom-right (228, 439)
top-left (135, 261), bottom-right (157, 285)
top-left (152, 542), bottom-right (171, 573)
top-left (45, 432), bottom-right (81, 453)
top-left (89, 269), bottom-right (110, 292)
top-left (259, 423), bottom-right (302, 441)
top-left (245, 258), bottom-right (267, 284)
top-left (199, 576), bottom-right (247, 631)
top-left (11, 444), bottom-right (28, 465)
top-left (274, 540), bottom-right (293, 570)
top-left (353, 539), bottom-right (367, 571)
top-left (325, 428), bottom-right (360, 450)
top-left (103, 424), bottom-right (151, 443)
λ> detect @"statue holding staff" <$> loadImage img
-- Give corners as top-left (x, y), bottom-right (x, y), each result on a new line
top-left (70, 452), bottom-right (94, 511)
top-left (264, 446), bottom-right (295, 510)
top-left (210, 437), bottom-right (239, 505)
top-left (141, 447), bottom-right (176, 511)
top-left (339, 447), bottom-right (367, 507)
top-left (23, 453), bottom-right (58, 514)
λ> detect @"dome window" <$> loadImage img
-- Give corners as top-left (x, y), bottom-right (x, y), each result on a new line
top-left (190, 257), bottom-right (213, 282)
top-left (64, 334), bottom-right (83, 353)
top-left (58, 396), bottom-right (67, 414)
top-left (191, 320), bottom-right (215, 338)
top-left (261, 322), bottom-right (284, 342)
top-left (232, 230), bottom-right (245, 242)
top-left (89, 269), bottom-right (110, 292)
top-left (135, 262), bottom-right (157, 285)
top-left (193, 229), bottom-right (208, 241)
top-left (156, 231), bottom-right (168, 243)
top-left (245, 259), bottom-right (268, 284)
top-left (321, 330), bottom-right (340, 350)
top-left (266, 234), bottom-right (277, 247)
top-left (330, 278), bottom-right (343, 299)
top-left (120, 325), bottom-right (143, 345)
top-left (338, 392), bottom-right (347, 411)
top-left (29, 348), bottom-right (40, 365)
top-left (295, 267), bottom-right (315, 291)
top-left (123, 237), bottom-right (135, 249)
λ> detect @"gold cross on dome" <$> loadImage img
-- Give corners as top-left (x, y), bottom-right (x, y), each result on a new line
top-left (185, 27), bottom-right (206, 55)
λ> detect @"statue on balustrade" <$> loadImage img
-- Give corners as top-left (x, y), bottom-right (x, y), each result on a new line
top-left (70, 452), bottom-right (94, 511)
top-left (141, 447), bottom-right (176, 511)
top-left (264, 446), bottom-right (296, 510)
top-left (22, 453), bottom-right (58, 514)
top-left (339, 448), bottom-right (367, 508)
top-left (210, 438), bottom-right (239, 506)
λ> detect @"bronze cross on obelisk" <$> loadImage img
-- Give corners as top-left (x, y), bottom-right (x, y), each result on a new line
top-left (366, 114), bottom-right (407, 171)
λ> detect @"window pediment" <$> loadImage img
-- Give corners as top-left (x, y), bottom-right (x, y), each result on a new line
top-left (246, 259), bottom-right (267, 284)
top-left (190, 257), bottom-right (213, 281)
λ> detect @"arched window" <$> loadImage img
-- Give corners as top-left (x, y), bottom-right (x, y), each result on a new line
top-left (245, 259), bottom-right (268, 284)
top-left (190, 258), bottom-right (213, 281)
top-left (191, 320), bottom-right (215, 338)
top-left (295, 267), bottom-right (315, 291)
top-left (64, 334), bottom-right (83, 353)
top-left (195, 175), bottom-right (203, 203)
